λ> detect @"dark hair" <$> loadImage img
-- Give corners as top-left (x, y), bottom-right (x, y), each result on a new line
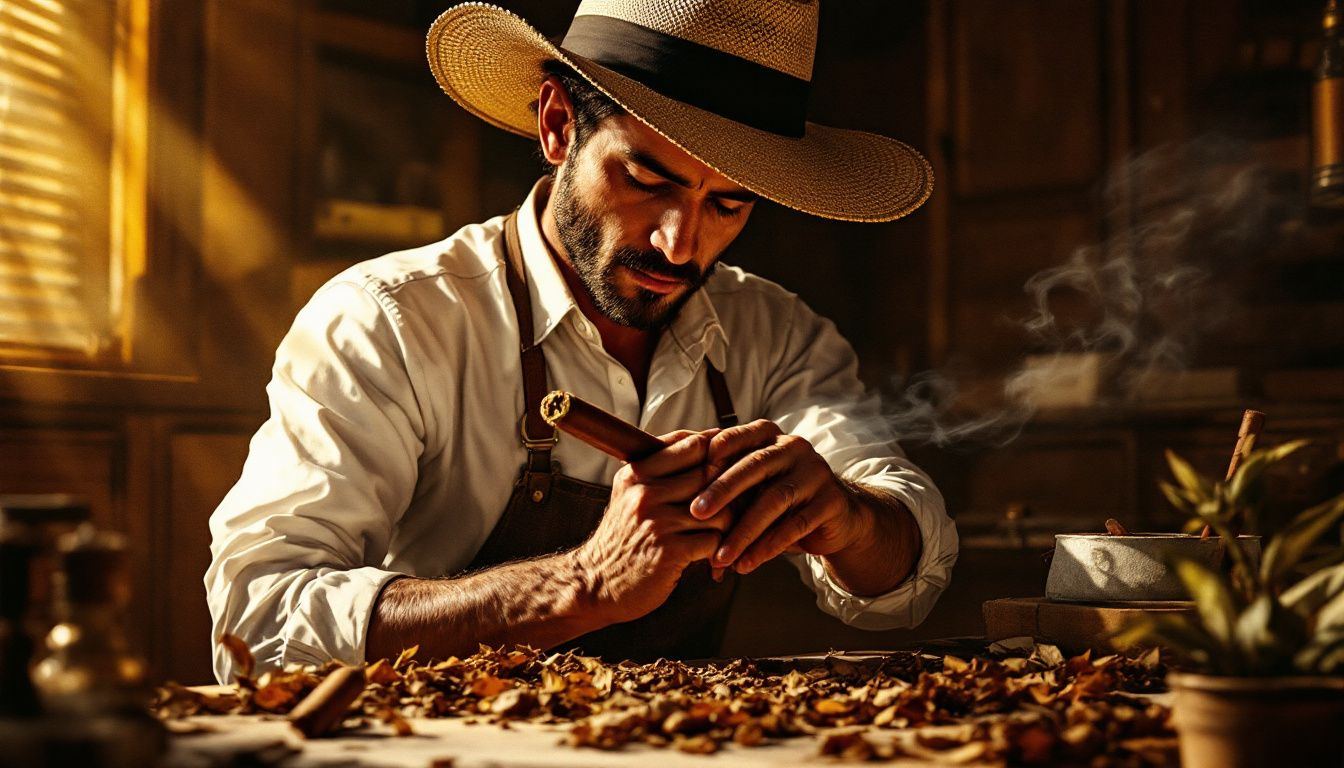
top-left (532, 60), bottom-right (626, 167)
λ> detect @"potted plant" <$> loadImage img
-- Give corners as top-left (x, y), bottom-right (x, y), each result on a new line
top-left (1118, 441), bottom-right (1344, 768)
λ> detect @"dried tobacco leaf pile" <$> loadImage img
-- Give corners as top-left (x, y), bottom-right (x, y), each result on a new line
top-left (154, 639), bottom-right (1176, 765)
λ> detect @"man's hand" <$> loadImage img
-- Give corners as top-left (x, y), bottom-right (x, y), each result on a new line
top-left (688, 420), bottom-right (861, 572)
top-left (688, 420), bottom-right (921, 595)
top-left (572, 430), bottom-right (730, 625)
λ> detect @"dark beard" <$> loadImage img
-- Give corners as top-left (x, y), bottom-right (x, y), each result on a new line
top-left (552, 168), bottom-right (715, 331)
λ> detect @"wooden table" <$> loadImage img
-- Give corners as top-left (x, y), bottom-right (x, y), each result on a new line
top-left (163, 714), bottom-right (942, 767)
top-left (162, 647), bottom-right (1172, 767)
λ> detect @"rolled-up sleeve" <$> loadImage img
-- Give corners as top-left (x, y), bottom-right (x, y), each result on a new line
top-left (205, 279), bottom-right (425, 683)
top-left (760, 298), bottom-right (958, 630)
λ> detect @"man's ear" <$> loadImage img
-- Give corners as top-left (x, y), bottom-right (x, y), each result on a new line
top-left (536, 76), bottom-right (576, 167)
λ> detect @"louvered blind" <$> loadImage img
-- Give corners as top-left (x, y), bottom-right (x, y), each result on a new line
top-left (0, 0), bottom-right (113, 354)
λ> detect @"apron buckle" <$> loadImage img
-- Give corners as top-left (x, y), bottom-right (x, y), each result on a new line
top-left (518, 413), bottom-right (559, 451)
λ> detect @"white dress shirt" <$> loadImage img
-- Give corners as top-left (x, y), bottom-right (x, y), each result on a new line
top-left (205, 181), bottom-right (958, 683)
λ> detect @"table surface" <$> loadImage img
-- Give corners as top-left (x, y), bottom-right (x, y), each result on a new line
top-left (164, 714), bottom-right (941, 768)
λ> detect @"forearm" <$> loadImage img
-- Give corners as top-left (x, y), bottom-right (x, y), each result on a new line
top-left (822, 481), bottom-right (923, 597)
top-left (366, 550), bottom-right (602, 662)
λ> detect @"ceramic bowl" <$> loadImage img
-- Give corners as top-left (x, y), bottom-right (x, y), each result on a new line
top-left (1045, 533), bottom-right (1262, 603)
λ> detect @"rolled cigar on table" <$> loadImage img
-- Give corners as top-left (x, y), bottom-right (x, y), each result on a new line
top-left (289, 664), bottom-right (367, 738)
top-left (541, 391), bottom-right (665, 461)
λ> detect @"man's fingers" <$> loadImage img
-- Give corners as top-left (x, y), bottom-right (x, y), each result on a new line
top-left (692, 440), bottom-right (797, 519)
top-left (629, 432), bottom-right (710, 478)
top-left (711, 477), bottom-right (811, 567)
top-left (705, 420), bottom-right (782, 477)
top-left (736, 508), bottom-right (826, 574)
top-left (640, 466), bottom-right (721, 505)
top-left (656, 429), bottom-right (697, 444)
top-left (670, 530), bottom-right (722, 565)
top-left (659, 505), bottom-right (733, 534)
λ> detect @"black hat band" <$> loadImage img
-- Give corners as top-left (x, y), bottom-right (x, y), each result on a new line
top-left (561, 15), bottom-right (810, 138)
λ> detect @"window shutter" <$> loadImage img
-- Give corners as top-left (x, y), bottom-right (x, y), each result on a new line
top-left (0, 0), bottom-right (115, 354)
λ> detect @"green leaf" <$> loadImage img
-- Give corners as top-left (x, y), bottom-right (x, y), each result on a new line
top-left (1160, 481), bottom-right (1196, 513)
top-left (1175, 558), bottom-right (1240, 648)
top-left (1167, 449), bottom-right (1213, 500)
top-left (1233, 594), bottom-right (1307, 675)
top-left (1232, 594), bottom-right (1272, 674)
top-left (1193, 499), bottom-right (1230, 525)
top-left (1293, 630), bottom-right (1344, 675)
top-left (1192, 516), bottom-right (1256, 594)
top-left (1261, 493), bottom-right (1344, 588)
top-left (1317, 586), bottom-right (1344, 634)
top-left (1114, 613), bottom-right (1224, 672)
top-left (1226, 441), bottom-right (1308, 505)
top-left (1296, 546), bottom-right (1344, 579)
top-left (1182, 518), bottom-right (1207, 535)
top-left (1280, 561), bottom-right (1344, 617)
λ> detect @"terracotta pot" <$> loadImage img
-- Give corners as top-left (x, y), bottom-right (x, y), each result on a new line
top-left (1046, 534), bottom-right (1261, 602)
top-left (1168, 672), bottom-right (1344, 768)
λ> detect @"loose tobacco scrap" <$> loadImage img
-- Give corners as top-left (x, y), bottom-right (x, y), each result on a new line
top-left (155, 637), bottom-right (1177, 764)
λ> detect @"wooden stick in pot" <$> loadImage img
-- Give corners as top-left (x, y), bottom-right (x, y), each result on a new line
top-left (1200, 409), bottom-right (1266, 539)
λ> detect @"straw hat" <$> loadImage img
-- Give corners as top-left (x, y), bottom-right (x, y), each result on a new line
top-left (426, 1), bottom-right (933, 223)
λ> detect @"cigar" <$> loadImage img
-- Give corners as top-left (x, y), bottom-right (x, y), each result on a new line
top-left (541, 391), bottom-right (664, 461)
top-left (289, 664), bottom-right (367, 738)
top-left (542, 390), bottom-right (729, 582)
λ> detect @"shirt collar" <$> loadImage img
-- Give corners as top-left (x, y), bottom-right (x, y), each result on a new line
top-left (515, 178), bottom-right (580, 347)
top-left (514, 178), bottom-right (729, 368)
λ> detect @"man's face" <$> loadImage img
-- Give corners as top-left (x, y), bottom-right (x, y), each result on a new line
top-left (550, 115), bottom-right (757, 330)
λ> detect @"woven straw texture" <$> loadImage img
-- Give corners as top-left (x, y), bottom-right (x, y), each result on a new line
top-left (426, 2), bottom-right (933, 223)
top-left (572, 0), bottom-right (818, 80)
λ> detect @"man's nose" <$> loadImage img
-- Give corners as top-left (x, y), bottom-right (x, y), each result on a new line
top-left (649, 205), bottom-right (701, 266)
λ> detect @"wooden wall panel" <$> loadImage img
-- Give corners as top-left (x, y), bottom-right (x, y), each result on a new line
top-left (162, 430), bottom-right (251, 684)
top-left (960, 432), bottom-right (1134, 523)
top-left (950, 0), bottom-right (1104, 196)
top-left (948, 206), bottom-right (1098, 366)
top-left (0, 429), bottom-right (123, 529)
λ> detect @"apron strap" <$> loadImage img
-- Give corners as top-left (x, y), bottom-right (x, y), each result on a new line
top-left (705, 362), bottom-right (737, 428)
top-left (502, 212), bottom-right (557, 499)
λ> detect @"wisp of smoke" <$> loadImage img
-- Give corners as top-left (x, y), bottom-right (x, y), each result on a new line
top-left (885, 136), bottom-right (1276, 447)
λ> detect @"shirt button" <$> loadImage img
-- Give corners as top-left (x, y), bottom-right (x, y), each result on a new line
top-left (616, 375), bottom-right (627, 387)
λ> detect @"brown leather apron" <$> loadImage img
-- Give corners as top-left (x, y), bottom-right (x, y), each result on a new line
top-left (463, 212), bottom-right (738, 661)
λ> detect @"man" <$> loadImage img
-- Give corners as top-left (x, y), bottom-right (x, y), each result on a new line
top-left (206, 0), bottom-right (957, 683)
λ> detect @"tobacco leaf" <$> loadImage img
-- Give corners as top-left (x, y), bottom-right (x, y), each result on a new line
top-left (218, 633), bottom-right (255, 681)
top-left (157, 642), bottom-right (1176, 764)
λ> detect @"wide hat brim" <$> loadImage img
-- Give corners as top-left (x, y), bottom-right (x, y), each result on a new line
top-left (426, 3), bottom-right (933, 223)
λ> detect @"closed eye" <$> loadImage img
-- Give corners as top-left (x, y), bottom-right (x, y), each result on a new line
top-left (621, 167), bottom-right (666, 194)
top-left (709, 198), bottom-right (747, 218)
